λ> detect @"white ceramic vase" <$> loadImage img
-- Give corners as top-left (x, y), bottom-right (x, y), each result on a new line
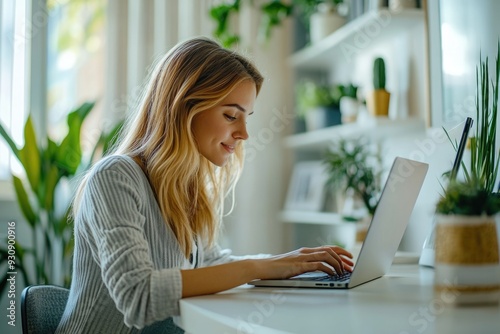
top-left (339, 96), bottom-right (360, 123)
top-left (309, 5), bottom-right (346, 44)
top-left (389, 0), bottom-right (417, 11)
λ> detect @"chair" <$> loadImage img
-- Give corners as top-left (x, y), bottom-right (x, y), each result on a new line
top-left (21, 285), bottom-right (69, 334)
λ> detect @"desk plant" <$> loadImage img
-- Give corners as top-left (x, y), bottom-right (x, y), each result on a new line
top-left (433, 43), bottom-right (500, 305)
top-left (0, 102), bottom-right (121, 294)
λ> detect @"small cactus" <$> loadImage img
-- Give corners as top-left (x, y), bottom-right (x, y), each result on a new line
top-left (373, 57), bottom-right (386, 90)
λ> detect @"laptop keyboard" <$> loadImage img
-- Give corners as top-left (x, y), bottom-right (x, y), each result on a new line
top-left (291, 271), bottom-right (351, 282)
top-left (318, 272), bottom-right (351, 282)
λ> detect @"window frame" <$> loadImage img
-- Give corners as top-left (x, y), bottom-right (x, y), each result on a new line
top-left (0, 0), bottom-right (48, 200)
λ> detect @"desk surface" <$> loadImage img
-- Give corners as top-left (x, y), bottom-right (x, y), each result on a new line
top-left (178, 265), bottom-right (500, 334)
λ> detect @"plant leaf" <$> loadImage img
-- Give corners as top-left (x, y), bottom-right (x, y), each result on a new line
top-left (12, 175), bottom-right (37, 227)
top-left (19, 116), bottom-right (41, 192)
top-left (56, 102), bottom-right (95, 175)
top-left (44, 165), bottom-right (60, 210)
top-left (0, 122), bottom-right (21, 161)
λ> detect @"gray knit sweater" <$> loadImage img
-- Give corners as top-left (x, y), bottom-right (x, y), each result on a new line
top-left (55, 155), bottom-right (262, 334)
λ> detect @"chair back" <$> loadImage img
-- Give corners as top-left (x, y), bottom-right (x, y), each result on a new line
top-left (21, 285), bottom-right (69, 334)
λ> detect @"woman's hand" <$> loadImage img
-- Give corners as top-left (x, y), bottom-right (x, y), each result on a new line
top-left (181, 246), bottom-right (353, 297)
top-left (253, 246), bottom-right (354, 280)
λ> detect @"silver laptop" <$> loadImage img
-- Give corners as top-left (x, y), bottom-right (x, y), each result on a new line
top-left (249, 157), bottom-right (428, 289)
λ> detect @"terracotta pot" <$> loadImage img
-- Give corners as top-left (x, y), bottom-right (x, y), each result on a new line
top-left (434, 214), bottom-right (500, 305)
top-left (367, 89), bottom-right (390, 117)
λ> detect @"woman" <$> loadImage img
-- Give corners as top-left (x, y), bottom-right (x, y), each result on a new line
top-left (56, 37), bottom-right (353, 333)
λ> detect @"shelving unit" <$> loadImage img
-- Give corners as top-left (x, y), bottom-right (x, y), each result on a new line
top-left (282, 8), bottom-right (426, 233)
top-left (289, 9), bottom-right (424, 71)
top-left (279, 210), bottom-right (347, 225)
top-left (284, 117), bottom-right (425, 151)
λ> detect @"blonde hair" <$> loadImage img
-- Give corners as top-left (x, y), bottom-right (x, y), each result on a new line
top-left (75, 37), bottom-right (263, 257)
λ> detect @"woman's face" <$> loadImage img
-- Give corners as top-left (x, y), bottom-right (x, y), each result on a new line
top-left (192, 80), bottom-right (257, 167)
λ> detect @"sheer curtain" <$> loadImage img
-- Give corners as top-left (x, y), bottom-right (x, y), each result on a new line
top-left (104, 0), bottom-right (294, 255)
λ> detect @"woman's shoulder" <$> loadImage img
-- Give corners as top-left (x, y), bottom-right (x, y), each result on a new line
top-left (90, 154), bottom-right (143, 180)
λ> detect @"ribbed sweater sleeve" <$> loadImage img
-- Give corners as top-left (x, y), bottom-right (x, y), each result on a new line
top-left (79, 160), bottom-right (182, 328)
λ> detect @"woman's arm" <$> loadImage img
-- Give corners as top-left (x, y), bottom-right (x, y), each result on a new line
top-left (181, 246), bottom-right (353, 297)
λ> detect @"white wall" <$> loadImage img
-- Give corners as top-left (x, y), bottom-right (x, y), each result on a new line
top-left (220, 3), bottom-right (294, 255)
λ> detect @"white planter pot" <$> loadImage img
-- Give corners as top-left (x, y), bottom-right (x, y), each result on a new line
top-left (339, 96), bottom-right (360, 123)
top-left (310, 11), bottom-right (346, 44)
top-left (434, 214), bottom-right (500, 305)
top-left (304, 107), bottom-right (341, 131)
top-left (389, 0), bottom-right (417, 11)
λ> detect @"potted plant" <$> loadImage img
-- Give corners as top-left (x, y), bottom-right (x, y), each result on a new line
top-left (339, 83), bottom-right (361, 123)
top-left (296, 0), bottom-right (347, 44)
top-left (208, 0), bottom-right (348, 48)
top-left (323, 137), bottom-right (382, 241)
top-left (323, 137), bottom-right (382, 216)
top-left (296, 80), bottom-right (342, 131)
top-left (209, 0), bottom-right (241, 48)
top-left (367, 57), bottom-right (391, 117)
top-left (433, 43), bottom-right (500, 305)
top-left (0, 102), bottom-right (122, 295)
top-left (209, 0), bottom-right (293, 48)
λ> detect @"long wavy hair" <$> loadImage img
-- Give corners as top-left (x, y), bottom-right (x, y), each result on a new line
top-left (74, 37), bottom-right (263, 257)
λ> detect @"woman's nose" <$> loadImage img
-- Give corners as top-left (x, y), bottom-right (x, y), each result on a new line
top-left (233, 121), bottom-right (249, 140)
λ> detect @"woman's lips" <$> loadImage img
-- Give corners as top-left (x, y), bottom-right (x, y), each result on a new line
top-left (221, 143), bottom-right (235, 153)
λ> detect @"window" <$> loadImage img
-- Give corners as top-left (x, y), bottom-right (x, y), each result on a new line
top-left (46, 0), bottom-right (105, 141)
top-left (0, 0), bottom-right (28, 180)
top-left (0, 0), bottom-right (105, 186)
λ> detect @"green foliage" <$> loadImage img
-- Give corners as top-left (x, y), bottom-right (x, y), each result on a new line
top-left (210, 0), bottom-right (347, 48)
top-left (0, 102), bottom-right (123, 294)
top-left (296, 80), bottom-right (344, 118)
top-left (260, 1), bottom-right (294, 41)
top-left (209, 0), bottom-right (241, 48)
top-left (339, 83), bottom-right (359, 99)
top-left (437, 42), bottom-right (500, 215)
top-left (373, 57), bottom-right (386, 90)
top-left (436, 180), bottom-right (500, 216)
top-left (323, 138), bottom-right (383, 216)
top-left (209, 0), bottom-right (294, 48)
top-left (296, 81), bottom-right (359, 117)
top-left (293, 0), bottom-right (344, 24)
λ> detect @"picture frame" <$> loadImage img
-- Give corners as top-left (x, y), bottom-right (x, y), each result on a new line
top-left (284, 161), bottom-right (329, 212)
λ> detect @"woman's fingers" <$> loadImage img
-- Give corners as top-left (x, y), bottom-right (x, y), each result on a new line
top-left (299, 250), bottom-right (344, 275)
top-left (298, 246), bottom-right (354, 274)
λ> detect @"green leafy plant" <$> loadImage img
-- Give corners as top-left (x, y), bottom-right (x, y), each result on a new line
top-left (209, 0), bottom-right (293, 48)
top-left (293, 0), bottom-right (344, 25)
top-left (436, 42), bottom-right (500, 215)
top-left (339, 83), bottom-right (359, 99)
top-left (0, 102), bottom-right (122, 294)
top-left (210, 0), bottom-right (346, 48)
top-left (209, 0), bottom-right (241, 48)
top-left (323, 137), bottom-right (383, 217)
top-left (260, 1), bottom-right (294, 41)
top-left (296, 80), bottom-right (342, 118)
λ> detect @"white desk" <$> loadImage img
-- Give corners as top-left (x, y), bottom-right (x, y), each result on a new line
top-left (178, 265), bottom-right (500, 334)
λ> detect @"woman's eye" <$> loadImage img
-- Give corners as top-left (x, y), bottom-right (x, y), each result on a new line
top-left (224, 114), bottom-right (237, 121)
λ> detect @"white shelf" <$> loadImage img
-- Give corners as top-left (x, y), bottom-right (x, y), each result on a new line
top-left (289, 9), bottom-right (424, 71)
top-left (284, 117), bottom-right (425, 151)
top-left (280, 210), bottom-right (350, 225)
